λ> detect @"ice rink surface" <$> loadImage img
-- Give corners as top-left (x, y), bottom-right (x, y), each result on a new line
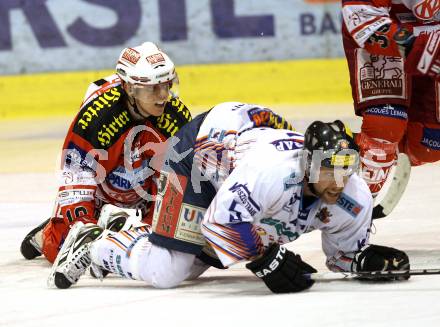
top-left (1, 114), bottom-right (440, 327)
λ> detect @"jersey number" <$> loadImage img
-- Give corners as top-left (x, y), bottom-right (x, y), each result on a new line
top-left (65, 206), bottom-right (88, 222)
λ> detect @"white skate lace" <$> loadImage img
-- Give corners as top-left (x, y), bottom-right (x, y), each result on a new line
top-left (59, 244), bottom-right (92, 284)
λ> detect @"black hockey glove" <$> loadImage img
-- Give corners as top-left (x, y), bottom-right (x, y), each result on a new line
top-left (246, 243), bottom-right (317, 293)
top-left (352, 244), bottom-right (410, 281)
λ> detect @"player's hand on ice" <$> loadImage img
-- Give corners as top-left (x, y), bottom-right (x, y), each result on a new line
top-left (352, 244), bottom-right (410, 281)
top-left (246, 243), bottom-right (317, 293)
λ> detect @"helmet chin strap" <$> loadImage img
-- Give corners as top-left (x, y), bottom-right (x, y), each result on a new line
top-left (126, 94), bottom-right (149, 120)
top-left (307, 182), bottom-right (320, 198)
top-left (304, 172), bottom-right (320, 199)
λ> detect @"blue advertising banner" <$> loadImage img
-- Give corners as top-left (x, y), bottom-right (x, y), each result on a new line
top-left (0, 0), bottom-right (343, 74)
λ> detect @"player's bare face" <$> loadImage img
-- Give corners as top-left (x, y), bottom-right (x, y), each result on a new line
top-left (312, 167), bottom-right (350, 204)
top-left (131, 82), bottom-right (170, 117)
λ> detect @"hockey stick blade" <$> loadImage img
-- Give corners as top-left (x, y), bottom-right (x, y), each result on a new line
top-left (308, 268), bottom-right (440, 282)
top-left (372, 153), bottom-right (411, 219)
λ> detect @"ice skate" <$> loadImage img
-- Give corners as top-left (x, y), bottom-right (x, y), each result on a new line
top-left (48, 222), bottom-right (103, 289)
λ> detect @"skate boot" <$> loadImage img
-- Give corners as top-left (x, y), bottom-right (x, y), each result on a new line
top-left (102, 211), bottom-right (129, 232)
top-left (89, 205), bottom-right (137, 278)
top-left (48, 222), bottom-right (103, 289)
top-left (97, 204), bottom-right (142, 232)
top-left (20, 218), bottom-right (50, 260)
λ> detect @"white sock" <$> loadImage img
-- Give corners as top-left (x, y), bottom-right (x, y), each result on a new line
top-left (90, 228), bottom-right (151, 280)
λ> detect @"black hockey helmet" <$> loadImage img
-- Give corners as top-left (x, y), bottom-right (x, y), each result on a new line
top-left (304, 120), bottom-right (359, 170)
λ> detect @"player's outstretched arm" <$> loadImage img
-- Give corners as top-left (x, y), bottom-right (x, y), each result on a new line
top-left (352, 244), bottom-right (410, 281)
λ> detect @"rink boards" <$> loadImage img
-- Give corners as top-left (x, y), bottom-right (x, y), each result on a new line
top-left (0, 58), bottom-right (352, 120)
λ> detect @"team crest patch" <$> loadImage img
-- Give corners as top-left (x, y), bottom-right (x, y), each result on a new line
top-left (336, 193), bottom-right (363, 218)
top-left (316, 207), bottom-right (332, 224)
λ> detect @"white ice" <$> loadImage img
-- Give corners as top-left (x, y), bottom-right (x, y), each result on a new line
top-left (1, 116), bottom-right (440, 327)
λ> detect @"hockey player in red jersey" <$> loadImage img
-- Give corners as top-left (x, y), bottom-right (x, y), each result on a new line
top-left (20, 42), bottom-right (191, 263)
top-left (342, 0), bottom-right (440, 196)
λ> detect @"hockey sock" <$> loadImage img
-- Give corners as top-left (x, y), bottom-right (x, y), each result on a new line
top-left (89, 226), bottom-right (151, 280)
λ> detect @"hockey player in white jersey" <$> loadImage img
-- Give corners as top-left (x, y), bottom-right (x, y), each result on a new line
top-left (48, 102), bottom-right (410, 293)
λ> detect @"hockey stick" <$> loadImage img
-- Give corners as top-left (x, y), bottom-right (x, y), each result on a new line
top-left (372, 153), bottom-right (411, 219)
top-left (308, 268), bottom-right (440, 282)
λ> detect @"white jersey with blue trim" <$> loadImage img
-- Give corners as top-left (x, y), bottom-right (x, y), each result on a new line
top-left (193, 102), bottom-right (294, 189)
top-left (201, 127), bottom-right (373, 272)
top-left (198, 101), bottom-right (293, 136)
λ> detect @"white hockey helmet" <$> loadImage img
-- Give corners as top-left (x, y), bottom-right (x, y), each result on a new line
top-left (116, 42), bottom-right (176, 86)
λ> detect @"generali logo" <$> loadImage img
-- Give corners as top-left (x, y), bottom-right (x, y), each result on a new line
top-left (413, 0), bottom-right (440, 20)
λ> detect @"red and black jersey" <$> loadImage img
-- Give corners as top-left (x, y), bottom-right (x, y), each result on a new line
top-left (53, 74), bottom-right (192, 226)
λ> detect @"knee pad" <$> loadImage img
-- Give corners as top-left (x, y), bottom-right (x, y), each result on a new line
top-left (404, 122), bottom-right (440, 165)
top-left (141, 246), bottom-right (197, 289)
top-left (42, 218), bottom-right (69, 263)
top-left (361, 104), bottom-right (408, 143)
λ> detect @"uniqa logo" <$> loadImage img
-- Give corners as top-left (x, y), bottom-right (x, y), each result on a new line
top-left (78, 87), bottom-right (122, 130)
top-left (183, 207), bottom-right (204, 223)
top-left (414, 0), bottom-right (440, 20)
